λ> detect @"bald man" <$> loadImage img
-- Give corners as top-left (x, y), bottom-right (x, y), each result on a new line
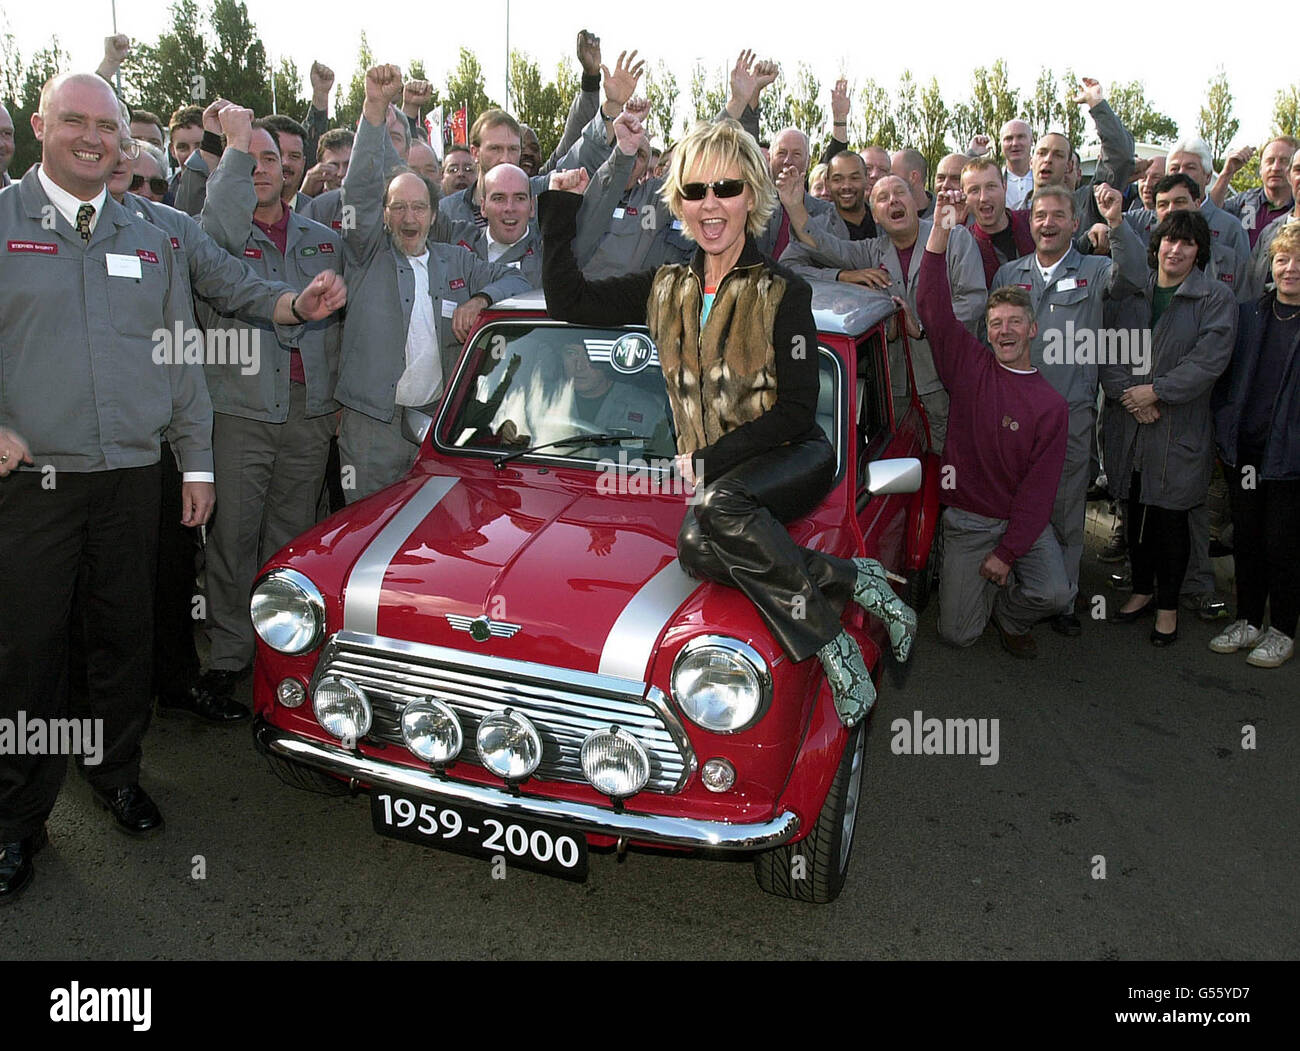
top-left (0, 74), bottom-right (214, 895)
top-left (1000, 119), bottom-right (1034, 209)
top-left (891, 148), bottom-right (935, 219)
top-left (0, 101), bottom-right (14, 187)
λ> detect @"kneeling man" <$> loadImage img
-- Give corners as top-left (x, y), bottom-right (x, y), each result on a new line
top-left (916, 192), bottom-right (1071, 658)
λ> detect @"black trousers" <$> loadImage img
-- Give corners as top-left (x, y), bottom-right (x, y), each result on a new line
top-left (1128, 471), bottom-right (1191, 611)
top-left (0, 465), bottom-right (160, 840)
top-left (153, 443), bottom-right (200, 700)
top-left (676, 437), bottom-right (856, 663)
top-left (1226, 462), bottom-right (1300, 638)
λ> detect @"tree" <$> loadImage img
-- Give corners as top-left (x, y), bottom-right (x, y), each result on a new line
top-left (785, 62), bottom-right (824, 144)
top-left (856, 77), bottom-right (896, 150)
top-left (207, 0), bottom-right (271, 113)
top-left (272, 56), bottom-right (308, 120)
top-left (969, 60), bottom-right (1019, 143)
top-left (509, 50), bottom-right (576, 160)
top-left (893, 70), bottom-right (919, 149)
top-left (917, 76), bottom-right (950, 188)
top-left (9, 37), bottom-right (68, 174)
top-left (1107, 79), bottom-right (1178, 145)
top-left (949, 101), bottom-right (981, 156)
top-left (445, 46), bottom-right (500, 134)
top-left (1025, 67), bottom-right (1060, 142)
top-left (1273, 85), bottom-right (1300, 140)
top-left (643, 60), bottom-right (678, 146)
top-left (687, 61), bottom-right (726, 133)
top-left (1, 17), bottom-right (23, 107)
top-left (1198, 68), bottom-right (1239, 169)
top-left (121, 0), bottom-right (208, 118)
top-left (1059, 68), bottom-right (1084, 152)
top-left (333, 33), bottom-right (373, 132)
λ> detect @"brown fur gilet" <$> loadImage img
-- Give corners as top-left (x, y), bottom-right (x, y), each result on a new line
top-left (645, 263), bottom-right (787, 456)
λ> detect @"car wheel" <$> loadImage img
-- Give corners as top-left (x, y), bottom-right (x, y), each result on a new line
top-left (753, 721), bottom-right (866, 904)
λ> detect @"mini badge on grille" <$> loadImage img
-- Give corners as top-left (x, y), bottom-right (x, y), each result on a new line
top-left (445, 614), bottom-right (522, 642)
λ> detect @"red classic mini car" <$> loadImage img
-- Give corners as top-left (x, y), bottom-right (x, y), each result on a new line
top-left (250, 282), bottom-right (939, 903)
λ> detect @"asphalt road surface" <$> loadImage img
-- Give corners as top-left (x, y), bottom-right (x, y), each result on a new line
top-left (5, 510), bottom-right (1297, 960)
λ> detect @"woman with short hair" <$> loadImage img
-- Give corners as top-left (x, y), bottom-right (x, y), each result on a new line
top-left (1209, 223), bottom-right (1300, 667)
top-left (541, 108), bottom-right (916, 726)
top-left (1106, 210), bottom-right (1237, 645)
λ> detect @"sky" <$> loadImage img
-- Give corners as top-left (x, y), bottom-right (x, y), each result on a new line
top-left (2, 0), bottom-right (1289, 148)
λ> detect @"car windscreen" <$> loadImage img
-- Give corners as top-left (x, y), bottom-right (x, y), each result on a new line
top-left (437, 322), bottom-right (679, 465)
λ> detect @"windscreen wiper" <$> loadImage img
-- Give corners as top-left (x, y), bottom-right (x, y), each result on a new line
top-left (492, 431), bottom-right (653, 469)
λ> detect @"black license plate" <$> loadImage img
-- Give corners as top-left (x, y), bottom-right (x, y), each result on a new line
top-left (370, 790), bottom-right (589, 882)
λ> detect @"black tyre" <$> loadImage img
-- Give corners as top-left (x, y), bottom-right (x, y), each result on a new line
top-left (753, 721), bottom-right (866, 904)
top-left (264, 754), bottom-right (352, 797)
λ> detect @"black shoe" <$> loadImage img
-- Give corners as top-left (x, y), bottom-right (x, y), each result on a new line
top-left (1208, 539), bottom-right (1234, 558)
top-left (1049, 612), bottom-right (1082, 637)
top-left (1150, 625), bottom-right (1179, 647)
top-left (160, 669), bottom-right (251, 724)
top-left (994, 618), bottom-right (1038, 659)
top-left (91, 784), bottom-right (164, 836)
top-left (1110, 597), bottom-right (1155, 623)
top-left (0, 826), bottom-right (48, 905)
top-left (1086, 483), bottom-right (1111, 502)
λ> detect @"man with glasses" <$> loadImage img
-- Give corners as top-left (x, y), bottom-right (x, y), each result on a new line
top-left (130, 141), bottom-right (170, 202)
top-left (334, 65), bottom-right (528, 502)
top-left (442, 146), bottom-right (476, 197)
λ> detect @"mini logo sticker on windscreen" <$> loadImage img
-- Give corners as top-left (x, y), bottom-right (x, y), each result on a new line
top-left (608, 333), bottom-right (656, 375)
top-left (446, 614), bottom-right (522, 642)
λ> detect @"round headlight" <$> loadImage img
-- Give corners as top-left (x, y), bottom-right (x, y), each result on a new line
top-left (312, 676), bottom-right (371, 741)
top-left (671, 636), bottom-right (771, 733)
top-left (476, 709), bottom-right (542, 780)
top-left (401, 698), bottom-right (463, 764)
top-left (701, 758), bottom-right (736, 793)
top-left (250, 569), bottom-right (325, 655)
top-left (580, 727), bottom-right (650, 797)
top-left (276, 678), bottom-right (306, 708)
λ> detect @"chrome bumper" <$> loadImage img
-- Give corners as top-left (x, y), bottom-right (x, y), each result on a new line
top-left (255, 720), bottom-right (800, 852)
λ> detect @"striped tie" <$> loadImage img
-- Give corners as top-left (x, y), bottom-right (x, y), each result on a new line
top-left (75, 203), bottom-right (94, 242)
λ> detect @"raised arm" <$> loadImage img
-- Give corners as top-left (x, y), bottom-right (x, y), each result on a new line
top-left (197, 104), bottom-right (259, 256)
top-left (915, 198), bottom-right (993, 383)
top-left (341, 65), bottom-right (404, 264)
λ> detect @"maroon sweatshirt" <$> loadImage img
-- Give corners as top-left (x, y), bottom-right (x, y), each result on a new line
top-left (916, 249), bottom-right (1068, 566)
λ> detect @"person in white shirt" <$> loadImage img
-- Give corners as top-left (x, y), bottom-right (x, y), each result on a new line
top-left (1001, 119), bottom-right (1034, 210)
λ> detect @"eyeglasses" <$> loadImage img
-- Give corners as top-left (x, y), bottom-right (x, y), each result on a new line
top-left (680, 179), bottom-right (746, 201)
top-left (130, 174), bottom-right (169, 196)
top-left (444, 164), bottom-right (474, 174)
top-left (119, 140), bottom-right (141, 161)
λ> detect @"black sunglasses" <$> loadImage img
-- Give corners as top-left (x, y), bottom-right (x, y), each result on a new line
top-left (130, 174), bottom-right (169, 196)
top-left (680, 178), bottom-right (746, 201)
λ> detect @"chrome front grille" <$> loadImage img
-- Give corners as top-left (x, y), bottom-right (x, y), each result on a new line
top-left (310, 631), bottom-right (694, 793)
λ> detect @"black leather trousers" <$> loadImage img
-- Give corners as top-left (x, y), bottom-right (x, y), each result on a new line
top-left (676, 436), bottom-right (856, 663)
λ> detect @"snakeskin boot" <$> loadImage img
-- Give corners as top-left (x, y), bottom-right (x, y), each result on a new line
top-left (818, 630), bottom-right (876, 727)
top-left (852, 557), bottom-right (917, 663)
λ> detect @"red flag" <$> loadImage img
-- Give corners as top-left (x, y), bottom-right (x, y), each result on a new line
top-left (445, 103), bottom-right (468, 147)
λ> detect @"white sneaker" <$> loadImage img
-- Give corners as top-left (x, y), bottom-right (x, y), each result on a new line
top-left (1209, 620), bottom-right (1262, 654)
top-left (1246, 627), bottom-right (1295, 668)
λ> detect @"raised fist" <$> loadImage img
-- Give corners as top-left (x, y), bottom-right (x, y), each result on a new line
top-left (365, 64), bottom-right (404, 106)
top-left (103, 35), bottom-right (131, 65)
top-left (1223, 145), bottom-right (1255, 177)
top-left (201, 97), bottom-right (232, 135)
top-left (1072, 77), bottom-right (1103, 108)
top-left (310, 61), bottom-right (335, 95)
top-left (404, 79), bottom-right (433, 108)
top-left (1094, 181), bottom-right (1123, 226)
top-left (549, 167), bottom-right (591, 195)
top-left (216, 103), bottom-right (254, 152)
top-left (576, 30), bottom-right (601, 76)
top-left (968, 134), bottom-right (992, 156)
